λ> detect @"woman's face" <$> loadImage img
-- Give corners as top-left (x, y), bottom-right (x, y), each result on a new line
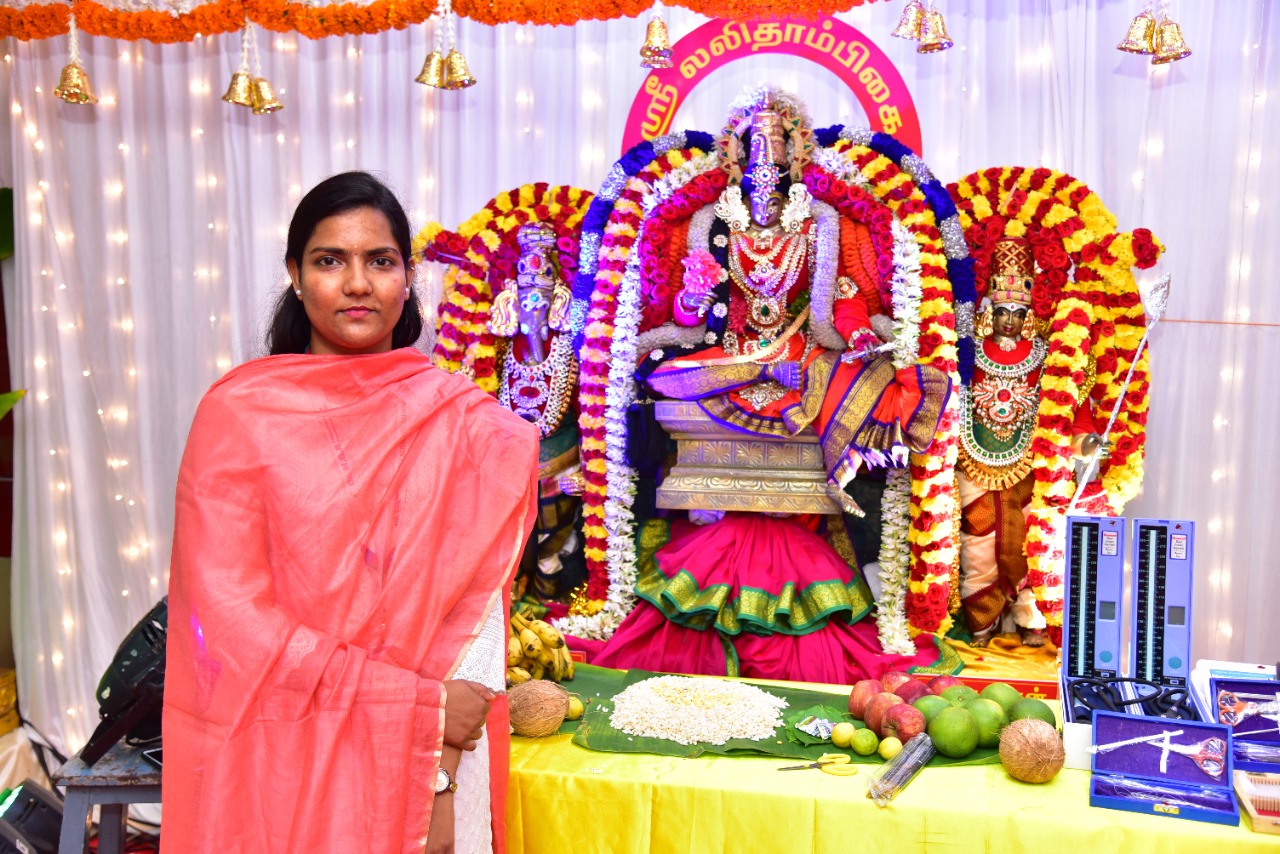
top-left (287, 207), bottom-right (413, 356)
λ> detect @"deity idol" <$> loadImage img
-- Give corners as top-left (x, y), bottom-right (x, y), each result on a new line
top-left (591, 90), bottom-right (956, 683)
top-left (956, 238), bottom-right (1105, 647)
top-left (640, 106), bottom-right (951, 513)
top-left (488, 224), bottom-right (584, 601)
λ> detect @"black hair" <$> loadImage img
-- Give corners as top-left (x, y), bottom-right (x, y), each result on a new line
top-left (266, 171), bottom-right (423, 355)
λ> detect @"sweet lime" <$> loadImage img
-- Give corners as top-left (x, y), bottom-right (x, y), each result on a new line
top-left (878, 736), bottom-right (903, 761)
top-left (913, 694), bottom-right (952, 723)
top-left (962, 697), bottom-right (1009, 749)
top-left (566, 696), bottom-right (585, 721)
top-left (831, 722), bottom-right (856, 749)
top-left (979, 682), bottom-right (1024, 715)
top-left (851, 727), bottom-right (880, 756)
top-left (928, 707), bottom-right (980, 758)
top-left (1009, 698), bottom-right (1057, 728)
top-left (941, 685), bottom-right (980, 707)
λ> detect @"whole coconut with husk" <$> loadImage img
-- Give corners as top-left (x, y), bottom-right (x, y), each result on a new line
top-left (999, 718), bottom-right (1065, 783)
top-left (508, 680), bottom-right (570, 737)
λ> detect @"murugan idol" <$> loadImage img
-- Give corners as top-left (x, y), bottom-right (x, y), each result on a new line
top-left (956, 238), bottom-right (1105, 647)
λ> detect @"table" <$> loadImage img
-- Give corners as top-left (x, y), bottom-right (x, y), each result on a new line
top-left (52, 740), bottom-right (161, 854)
top-left (508, 696), bottom-right (1273, 854)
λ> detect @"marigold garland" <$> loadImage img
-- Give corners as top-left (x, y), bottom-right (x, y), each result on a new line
top-left (1, 0), bottom-right (892, 40)
top-left (948, 166), bottom-right (1162, 646)
top-left (414, 183), bottom-right (592, 393)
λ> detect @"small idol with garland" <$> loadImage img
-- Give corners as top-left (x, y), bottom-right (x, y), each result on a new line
top-left (956, 238), bottom-right (1105, 648)
top-left (418, 188), bottom-right (595, 606)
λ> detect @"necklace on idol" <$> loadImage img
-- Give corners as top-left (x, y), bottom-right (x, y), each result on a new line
top-left (499, 332), bottom-right (577, 437)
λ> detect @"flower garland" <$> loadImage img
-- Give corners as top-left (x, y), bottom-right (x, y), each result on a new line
top-left (876, 468), bottom-right (914, 654)
top-left (414, 183), bottom-right (592, 393)
top-left (562, 135), bottom-right (720, 639)
top-left (813, 128), bottom-right (966, 639)
top-left (948, 167), bottom-right (1163, 645)
top-left (0, 0), bottom-right (892, 40)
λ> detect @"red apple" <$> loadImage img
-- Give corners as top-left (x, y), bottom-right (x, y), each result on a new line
top-left (848, 679), bottom-right (884, 718)
top-left (882, 704), bottom-right (927, 742)
top-left (927, 675), bottom-right (965, 696)
top-left (880, 670), bottom-right (913, 694)
top-left (894, 680), bottom-right (930, 705)
top-left (865, 693), bottom-right (905, 737)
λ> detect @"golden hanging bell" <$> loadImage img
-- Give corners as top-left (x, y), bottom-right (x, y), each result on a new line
top-left (222, 70), bottom-right (254, 108)
top-left (443, 48), bottom-right (476, 90)
top-left (415, 50), bottom-right (447, 88)
top-left (890, 1), bottom-right (926, 41)
top-left (916, 7), bottom-right (954, 54)
top-left (1116, 9), bottom-right (1157, 54)
top-left (639, 16), bottom-right (674, 69)
top-left (1151, 15), bottom-right (1192, 65)
top-left (250, 77), bottom-right (283, 114)
top-left (53, 62), bottom-right (98, 106)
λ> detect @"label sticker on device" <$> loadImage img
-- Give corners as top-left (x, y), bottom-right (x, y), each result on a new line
top-left (1170, 534), bottom-right (1188, 560)
top-left (1102, 530), bottom-right (1119, 557)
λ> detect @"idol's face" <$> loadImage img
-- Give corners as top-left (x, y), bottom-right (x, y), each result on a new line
top-left (992, 305), bottom-right (1028, 340)
top-left (751, 191), bottom-right (785, 229)
top-left (287, 207), bottom-right (413, 356)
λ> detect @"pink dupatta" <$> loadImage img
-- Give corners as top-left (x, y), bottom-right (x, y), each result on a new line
top-left (162, 349), bottom-right (537, 853)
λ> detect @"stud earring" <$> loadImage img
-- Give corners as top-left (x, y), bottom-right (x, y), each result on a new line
top-left (294, 289), bottom-right (302, 298)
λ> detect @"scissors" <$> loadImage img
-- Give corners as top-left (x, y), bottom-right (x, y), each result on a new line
top-left (777, 753), bottom-right (852, 771)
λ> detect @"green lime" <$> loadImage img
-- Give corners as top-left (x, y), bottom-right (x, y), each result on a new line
top-left (979, 682), bottom-right (1024, 715)
top-left (1009, 698), bottom-right (1058, 728)
top-left (913, 694), bottom-right (952, 723)
top-left (851, 727), bottom-right (880, 756)
top-left (928, 707), bottom-right (980, 759)
top-left (962, 697), bottom-right (1009, 749)
top-left (941, 685), bottom-right (980, 707)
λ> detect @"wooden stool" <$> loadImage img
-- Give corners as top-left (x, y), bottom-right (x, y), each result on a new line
top-left (654, 400), bottom-right (841, 515)
top-left (52, 739), bottom-right (160, 854)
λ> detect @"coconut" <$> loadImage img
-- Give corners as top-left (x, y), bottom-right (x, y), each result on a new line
top-left (999, 718), bottom-right (1065, 784)
top-left (508, 680), bottom-right (570, 737)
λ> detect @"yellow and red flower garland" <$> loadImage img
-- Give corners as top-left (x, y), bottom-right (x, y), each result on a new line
top-left (949, 167), bottom-right (1162, 644)
top-left (413, 183), bottom-right (592, 394)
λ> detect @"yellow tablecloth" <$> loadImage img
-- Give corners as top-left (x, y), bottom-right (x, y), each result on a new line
top-left (508, 732), bottom-right (1271, 853)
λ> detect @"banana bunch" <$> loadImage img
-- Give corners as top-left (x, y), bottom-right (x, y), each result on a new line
top-left (506, 610), bottom-right (575, 687)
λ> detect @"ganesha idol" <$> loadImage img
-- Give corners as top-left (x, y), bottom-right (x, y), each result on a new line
top-left (586, 88), bottom-right (957, 683)
top-left (423, 205), bottom-right (591, 606)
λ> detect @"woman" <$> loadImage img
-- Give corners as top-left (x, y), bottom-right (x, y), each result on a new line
top-left (161, 172), bottom-right (538, 853)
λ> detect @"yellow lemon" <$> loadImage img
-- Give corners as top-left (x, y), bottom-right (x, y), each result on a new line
top-left (831, 722), bottom-right (856, 748)
top-left (878, 736), bottom-right (903, 761)
top-left (566, 696), bottom-right (585, 721)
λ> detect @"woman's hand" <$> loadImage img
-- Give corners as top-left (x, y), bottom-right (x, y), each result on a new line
top-left (442, 679), bottom-right (494, 751)
top-left (425, 790), bottom-right (455, 854)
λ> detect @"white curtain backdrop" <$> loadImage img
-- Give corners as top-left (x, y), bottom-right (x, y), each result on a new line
top-left (3, 0), bottom-right (1277, 752)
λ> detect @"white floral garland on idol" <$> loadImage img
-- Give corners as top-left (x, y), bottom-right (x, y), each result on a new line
top-left (873, 218), bottom-right (925, 655)
top-left (554, 148), bottom-right (719, 641)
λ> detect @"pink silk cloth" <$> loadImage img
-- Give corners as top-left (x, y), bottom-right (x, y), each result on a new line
top-left (161, 349), bottom-right (538, 854)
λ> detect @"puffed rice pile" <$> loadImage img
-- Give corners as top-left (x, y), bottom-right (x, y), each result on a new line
top-left (608, 676), bottom-right (788, 745)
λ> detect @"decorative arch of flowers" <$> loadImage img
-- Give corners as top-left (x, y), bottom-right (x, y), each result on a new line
top-left (413, 183), bottom-right (593, 394)
top-left (0, 0), bottom-right (891, 41)
top-left (948, 166), bottom-right (1163, 645)
top-left (557, 123), bottom-right (976, 655)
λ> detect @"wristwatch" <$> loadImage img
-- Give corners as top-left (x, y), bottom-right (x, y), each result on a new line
top-left (434, 767), bottom-right (457, 795)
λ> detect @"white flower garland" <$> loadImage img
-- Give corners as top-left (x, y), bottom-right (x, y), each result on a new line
top-left (875, 467), bottom-right (916, 655)
top-left (554, 151), bottom-right (717, 640)
top-left (887, 218), bottom-right (923, 369)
